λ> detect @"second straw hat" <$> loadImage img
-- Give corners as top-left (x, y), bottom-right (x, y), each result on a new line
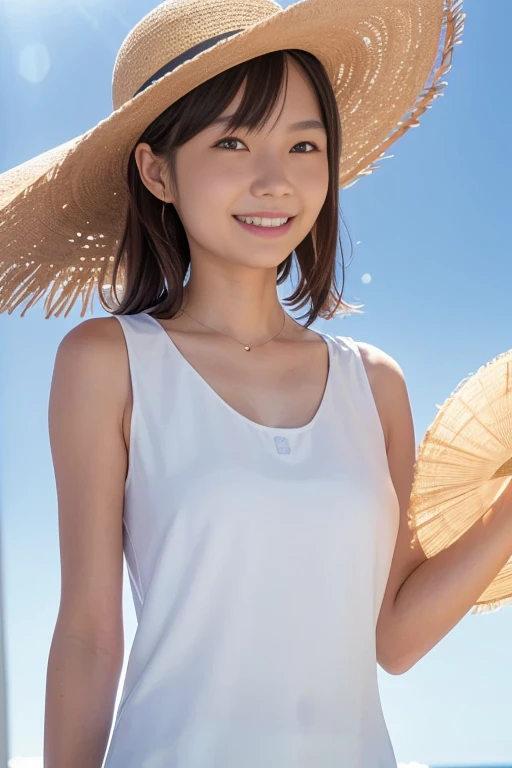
top-left (0, 0), bottom-right (465, 319)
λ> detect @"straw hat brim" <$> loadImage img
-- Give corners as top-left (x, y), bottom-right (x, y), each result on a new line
top-left (0, 0), bottom-right (465, 318)
top-left (409, 349), bottom-right (512, 615)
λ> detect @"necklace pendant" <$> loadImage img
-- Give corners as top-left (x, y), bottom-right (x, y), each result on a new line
top-left (244, 346), bottom-right (251, 351)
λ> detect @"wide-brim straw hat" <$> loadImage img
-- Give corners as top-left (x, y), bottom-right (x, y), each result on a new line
top-left (409, 349), bottom-right (512, 615)
top-left (0, 0), bottom-right (465, 319)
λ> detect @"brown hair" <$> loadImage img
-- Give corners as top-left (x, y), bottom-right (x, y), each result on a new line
top-left (101, 49), bottom-right (362, 327)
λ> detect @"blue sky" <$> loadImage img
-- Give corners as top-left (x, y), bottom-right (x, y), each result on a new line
top-left (1, 0), bottom-right (511, 765)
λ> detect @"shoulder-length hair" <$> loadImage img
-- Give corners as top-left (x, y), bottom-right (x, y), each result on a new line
top-left (101, 48), bottom-right (362, 327)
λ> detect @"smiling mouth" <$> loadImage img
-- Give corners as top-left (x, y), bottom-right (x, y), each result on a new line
top-left (232, 215), bottom-right (295, 226)
top-left (232, 215), bottom-right (296, 237)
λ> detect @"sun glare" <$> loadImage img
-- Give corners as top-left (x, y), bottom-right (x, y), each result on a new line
top-left (3, 0), bottom-right (96, 9)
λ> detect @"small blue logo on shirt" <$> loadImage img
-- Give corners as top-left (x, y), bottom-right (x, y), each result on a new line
top-left (274, 436), bottom-right (291, 454)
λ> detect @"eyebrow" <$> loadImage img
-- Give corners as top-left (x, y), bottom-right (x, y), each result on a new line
top-left (210, 116), bottom-right (327, 133)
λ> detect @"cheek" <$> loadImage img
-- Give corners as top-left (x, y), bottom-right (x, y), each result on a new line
top-left (177, 180), bottom-right (235, 247)
top-left (174, 163), bottom-right (235, 233)
top-left (185, 163), bottom-right (240, 214)
top-left (296, 161), bottom-right (330, 202)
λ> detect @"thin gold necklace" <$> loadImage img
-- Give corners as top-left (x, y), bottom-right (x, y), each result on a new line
top-left (180, 306), bottom-right (287, 351)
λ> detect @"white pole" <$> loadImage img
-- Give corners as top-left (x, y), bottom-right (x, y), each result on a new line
top-left (0, 512), bottom-right (10, 767)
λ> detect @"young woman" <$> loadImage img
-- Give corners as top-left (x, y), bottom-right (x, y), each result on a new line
top-left (0, 0), bottom-right (471, 765)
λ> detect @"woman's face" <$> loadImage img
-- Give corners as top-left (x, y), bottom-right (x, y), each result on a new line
top-left (167, 57), bottom-right (330, 271)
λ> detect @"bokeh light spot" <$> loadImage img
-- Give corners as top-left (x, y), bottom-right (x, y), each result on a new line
top-left (19, 43), bottom-right (51, 84)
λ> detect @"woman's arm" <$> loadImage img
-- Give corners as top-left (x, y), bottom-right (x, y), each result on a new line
top-left (44, 318), bottom-right (130, 767)
top-left (45, 632), bottom-right (123, 768)
top-left (363, 345), bottom-right (512, 675)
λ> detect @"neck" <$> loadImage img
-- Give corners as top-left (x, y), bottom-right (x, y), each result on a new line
top-left (181, 275), bottom-right (287, 343)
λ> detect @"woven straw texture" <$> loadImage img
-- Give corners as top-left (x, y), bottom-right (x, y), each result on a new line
top-left (0, 0), bottom-right (465, 318)
top-left (409, 349), bottom-right (512, 615)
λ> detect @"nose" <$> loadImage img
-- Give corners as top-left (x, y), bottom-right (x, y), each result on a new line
top-left (249, 154), bottom-right (294, 198)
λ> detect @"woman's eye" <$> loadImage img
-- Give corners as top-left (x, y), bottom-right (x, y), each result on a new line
top-left (215, 137), bottom-right (319, 153)
top-left (215, 137), bottom-right (245, 151)
top-left (292, 141), bottom-right (319, 153)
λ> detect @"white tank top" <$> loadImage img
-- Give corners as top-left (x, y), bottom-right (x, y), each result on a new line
top-left (103, 311), bottom-right (400, 768)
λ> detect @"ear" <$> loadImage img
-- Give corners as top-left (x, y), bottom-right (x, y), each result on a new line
top-left (134, 142), bottom-right (174, 203)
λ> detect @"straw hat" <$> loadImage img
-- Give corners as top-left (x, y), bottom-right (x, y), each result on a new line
top-left (0, 0), bottom-right (465, 319)
top-left (409, 349), bottom-right (512, 615)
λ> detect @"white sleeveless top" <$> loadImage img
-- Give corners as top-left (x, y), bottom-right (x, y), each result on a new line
top-left (103, 311), bottom-right (400, 768)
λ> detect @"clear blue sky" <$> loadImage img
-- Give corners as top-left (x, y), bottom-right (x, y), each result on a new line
top-left (1, 0), bottom-right (511, 765)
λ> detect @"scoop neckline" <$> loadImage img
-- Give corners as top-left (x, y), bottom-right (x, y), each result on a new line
top-left (143, 312), bottom-right (334, 435)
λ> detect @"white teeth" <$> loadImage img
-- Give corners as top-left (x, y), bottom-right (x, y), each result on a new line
top-left (235, 216), bottom-right (289, 227)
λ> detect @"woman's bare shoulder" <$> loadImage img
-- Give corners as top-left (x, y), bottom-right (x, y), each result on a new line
top-left (59, 315), bottom-right (125, 349)
top-left (56, 316), bottom-right (131, 432)
top-left (352, 341), bottom-right (409, 453)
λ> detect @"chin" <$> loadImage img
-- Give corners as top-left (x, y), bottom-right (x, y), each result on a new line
top-left (234, 252), bottom-right (293, 269)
